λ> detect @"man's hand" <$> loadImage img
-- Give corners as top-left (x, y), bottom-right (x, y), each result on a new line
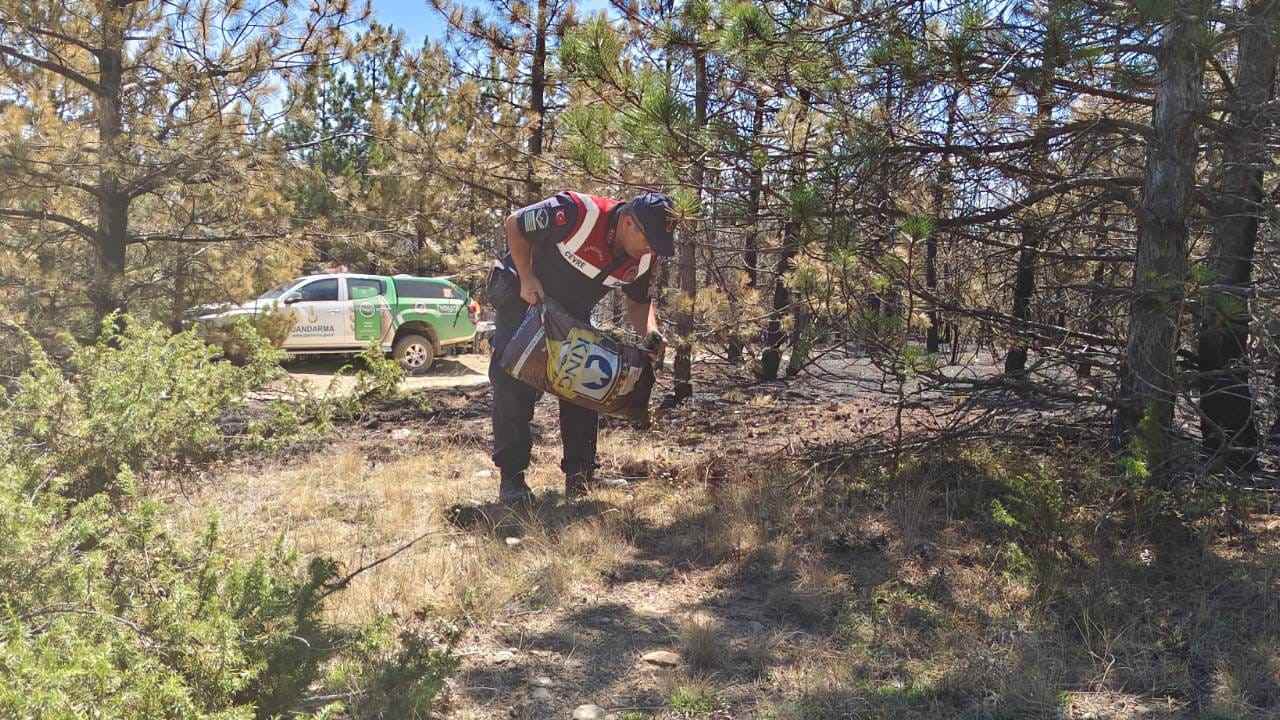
top-left (520, 275), bottom-right (545, 305)
top-left (643, 331), bottom-right (666, 372)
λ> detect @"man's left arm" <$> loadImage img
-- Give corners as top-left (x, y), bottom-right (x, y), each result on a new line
top-left (623, 267), bottom-right (664, 364)
top-left (626, 295), bottom-right (658, 337)
top-left (626, 295), bottom-right (665, 369)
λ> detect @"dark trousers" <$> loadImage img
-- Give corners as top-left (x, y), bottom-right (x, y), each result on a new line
top-left (487, 269), bottom-right (599, 479)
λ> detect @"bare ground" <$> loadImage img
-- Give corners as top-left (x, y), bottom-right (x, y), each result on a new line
top-left (164, 360), bottom-right (1280, 720)
top-left (274, 353), bottom-right (490, 397)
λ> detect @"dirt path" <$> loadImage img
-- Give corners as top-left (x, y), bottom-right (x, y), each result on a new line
top-left (278, 354), bottom-right (490, 397)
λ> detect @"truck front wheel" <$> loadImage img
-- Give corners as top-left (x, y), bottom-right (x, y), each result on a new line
top-left (393, 334), bottom-right (436, 375)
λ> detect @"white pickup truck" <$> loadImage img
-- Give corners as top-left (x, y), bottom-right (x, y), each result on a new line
top-left (196, 273), bottom-right (482, 373)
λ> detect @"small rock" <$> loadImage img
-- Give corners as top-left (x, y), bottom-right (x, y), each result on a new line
top-left (491, 650), bottom-right (515, 664)
top-left (474, 469), bottom-right (494, 479)
top-left (505, 537), bottom-right (523, 547)
top-left (391, 428), bottom-right (413, 441)
top-left (531, 687), bottom-right (553, 702)
top-left (913, 541), bottom-right (938, 561)
top-left (531, 676), bottom-right (554, 688)
top-left (572, 704), bottom-right (606, 720)
top-left (642, 650), bottom-right (681, 667)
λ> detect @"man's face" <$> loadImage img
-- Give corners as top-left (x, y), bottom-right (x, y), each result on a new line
top-left (617, 212), bottom-right (653, 259)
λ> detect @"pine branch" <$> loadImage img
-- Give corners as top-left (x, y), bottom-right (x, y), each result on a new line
top-left (0, 43), bottom-right (102, 95)
top-left (0, 208), bottom-right (97, 242)
top-left (127, 231), bottom-right (284, 245)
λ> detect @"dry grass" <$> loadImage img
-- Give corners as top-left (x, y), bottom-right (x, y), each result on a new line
top-left (678, 613), bottom-right (728, 674)
top-left (888, 477), bottom-right (936, 552)
top-left (168, 436), bottom-right (634, 628)
top-left (162, 397), bottom-right (1280, 720)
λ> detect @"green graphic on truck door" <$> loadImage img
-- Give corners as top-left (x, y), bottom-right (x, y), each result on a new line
top-left (354, 300), bottom-right (383, 342)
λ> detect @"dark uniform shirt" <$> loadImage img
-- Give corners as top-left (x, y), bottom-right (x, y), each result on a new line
top-left (497, 192), bottom-right (654, 313)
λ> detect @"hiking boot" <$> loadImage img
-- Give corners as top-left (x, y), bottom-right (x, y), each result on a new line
top-left (565, 470), bottom-right (597, 501)
top-left (498, 471), bottom-right (534, 506)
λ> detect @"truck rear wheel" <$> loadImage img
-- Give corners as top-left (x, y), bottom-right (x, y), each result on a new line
top-left (393, 334), bottom-right (436, 375)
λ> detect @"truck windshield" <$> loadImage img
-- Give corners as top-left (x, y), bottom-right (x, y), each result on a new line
top-left (257, 280), bottom-right (297, 300)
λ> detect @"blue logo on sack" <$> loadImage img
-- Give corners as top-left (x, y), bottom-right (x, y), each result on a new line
top-left (583, 354), bottom-right (613, 390)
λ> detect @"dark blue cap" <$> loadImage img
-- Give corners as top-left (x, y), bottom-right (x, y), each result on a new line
top-left (628, 192), bottom-right (677, 257)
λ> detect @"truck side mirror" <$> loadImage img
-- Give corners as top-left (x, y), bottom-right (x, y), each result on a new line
top-left (282, 292), bottom-right (302, 305)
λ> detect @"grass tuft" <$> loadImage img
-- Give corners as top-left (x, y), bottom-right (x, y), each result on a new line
top-left (679, 614), bottom-right (727, 674)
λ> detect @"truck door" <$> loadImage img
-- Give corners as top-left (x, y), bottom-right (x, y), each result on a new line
top-left (282, 278), bottom-right (345, 349)
top-left (347, 277), bottom-right (392, 347)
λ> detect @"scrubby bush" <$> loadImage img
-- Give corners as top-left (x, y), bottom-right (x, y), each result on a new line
top-left (4, 315), bottom-right (283, 496)
top-left (0, 468), bottom-right (343, 718)
top-left (202, 307), bottom-right (296, 364)
top-left (0, 317), bottom-right (455, 718)
top-left (322, 619), bottom-right (460, 719)
top-left (345, 343), bottom-right (407, 401)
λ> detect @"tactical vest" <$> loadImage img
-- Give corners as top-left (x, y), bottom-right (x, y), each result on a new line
top-left (554, 192), bottom-right (652, 287)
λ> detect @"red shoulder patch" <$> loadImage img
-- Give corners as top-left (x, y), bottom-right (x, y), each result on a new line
top-left (555, 209), bottom-right (567, 226)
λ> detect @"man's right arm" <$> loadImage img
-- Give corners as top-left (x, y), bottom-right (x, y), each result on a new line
top-left (504, 193), bottom-right (579, 306)
top-left (504, 213), bottom-right (544, 305)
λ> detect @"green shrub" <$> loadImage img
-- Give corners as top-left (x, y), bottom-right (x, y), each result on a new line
top-left (0, 317), bottom-right (455, 718)
top-left (203, 308), bottom-right (296, 364)
top-left (0, 463), bottom-right (340, 718)
top-left (323, 618), bottom-right (460, 719)
top-left (344, 343), bottom-right (406, 401)
top-left (3, 314), bottom-right (284, 496)
top-left (669, 682), bottom-right (719, 715)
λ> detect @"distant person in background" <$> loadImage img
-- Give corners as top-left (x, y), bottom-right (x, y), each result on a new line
top-left (487, 191), bottom-right (676, 504)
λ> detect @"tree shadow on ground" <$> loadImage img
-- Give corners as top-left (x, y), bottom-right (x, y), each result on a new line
top-left (285, 354), bottom-right (481, 377)
top-left (444, 495), bottom-right (614, 543)
top-left (451, 601), bottom-right (673, 716)
top-left (442, 428), bottom-right (1280, 719)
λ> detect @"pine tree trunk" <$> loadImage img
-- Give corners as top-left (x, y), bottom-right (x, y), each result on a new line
top-left (170, 248), bottom-right (188, 333)
top-left (1196, 0), bottom-right (1275, 472)
top-left (745, 95), bottom-right (765, 292)
top-left (729, 94), bottom-right (766, 365)
top-left (415, 222), bottom-right (427, 275)
top-left (760, 90), bottom-right (810, 381)
top-left (1079, 209), bottom-right (1110, 379)
top-left (525, 0), bottom-right (548, 202)
top-left (759, 251), bottom-right (790, 380)
top-left (925, 232), bottom-right (941, 353)
top-left (673, 47), bottom-right (706, 402)
top-left (1117, 0), bottom-right (1206, 474)
top-left (1004, 7), bottom-right (1060, 377)
top-left (1004, 224), bottom-right (1041, 375)
top-left (94, 8), bottom-right (128, 324)
top-left (927, 92), bottom-right (958, 354)
top-left (785, 304), bottom-right (810, 377)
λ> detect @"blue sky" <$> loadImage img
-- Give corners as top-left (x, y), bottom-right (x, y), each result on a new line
top-left (368, 0), bottom-right (447, 44)
top-left (368, 0), bottom-right (615, 46)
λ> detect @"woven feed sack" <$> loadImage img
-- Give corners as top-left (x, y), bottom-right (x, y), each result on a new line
top-left (499, 300), bottom-right (655, 419)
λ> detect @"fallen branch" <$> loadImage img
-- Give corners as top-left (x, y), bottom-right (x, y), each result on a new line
top-left (318, 527), bottom-right (463, 600)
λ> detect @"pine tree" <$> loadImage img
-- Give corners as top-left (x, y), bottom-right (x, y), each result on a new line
top-left (0, 0), bottom-right (365, 331)
top-left (1117, 0), bottom-right (1209, 478)
top-left (1195, 0), bottom-right (1276, 472)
